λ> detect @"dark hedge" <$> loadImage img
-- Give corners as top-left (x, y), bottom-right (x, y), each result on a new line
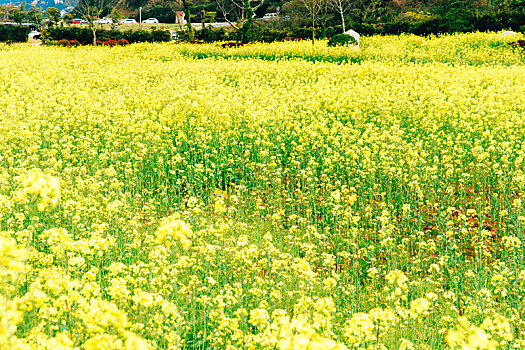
top-left (42, 27), bottom-right (171, 46)
top-left (0, 25), bottom-right (30, 43)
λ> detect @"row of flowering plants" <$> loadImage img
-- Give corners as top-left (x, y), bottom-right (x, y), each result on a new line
top-left (41, 27), bottom-right (170, 45)
top-left (97, 39), bottom-right (130, 46)
top-left (46, 38), bottom-right (130, 47)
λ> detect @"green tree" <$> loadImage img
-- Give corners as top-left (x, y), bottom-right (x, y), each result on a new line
top-left (510, 0), bottom-right (525, 14)
top-left (200, 10), bottom-right (216, 28)
top-left (45, 7), bottom-right (62, 26)
top-left (27, 7), bottom-right (43, 27)
top-left (445, 0), bottom-right (473, 32)
top-left (109, 7), bottom-right (123, 29)
top-left (9, 7), bottom-right (27, 25)
top-left (63, 13), bottom-right (74, 24)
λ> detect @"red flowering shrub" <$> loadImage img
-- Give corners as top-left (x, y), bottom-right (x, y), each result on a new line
top-left (117, 38), bottom-right (130, 46)
top-left (103, 39), bottom-right (118, 46)
top-left (57, 39), bottom-right (69, 47)
top-left (67, 40), bottom-right (81, 47)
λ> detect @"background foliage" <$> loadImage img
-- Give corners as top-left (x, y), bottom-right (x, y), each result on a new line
top-left (0, 25), bottom-right (30, 43)
top-left (41, 26), bottom-right (171, 45)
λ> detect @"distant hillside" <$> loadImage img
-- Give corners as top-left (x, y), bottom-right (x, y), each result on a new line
top-left (0, 0), bottom-right (75, 11)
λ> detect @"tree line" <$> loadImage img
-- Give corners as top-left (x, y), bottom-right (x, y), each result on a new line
top-left (2, 0), bottom-right (525, 44)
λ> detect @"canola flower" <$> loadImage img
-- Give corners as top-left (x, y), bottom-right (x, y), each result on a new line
top-left (22, 170), bottom-right (60, 211)
top-left (445, 315), bottom-right (513, 350)
top-left (155, 216), bottom-right (192, 250)
top-left (0, 33), bottom-right (523, 348)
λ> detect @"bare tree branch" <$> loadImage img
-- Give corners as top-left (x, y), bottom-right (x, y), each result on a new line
top-left (76, 0), bottom-right (105, 45)
top-left (214, 0), bottom-right (241, 29)
top-left (301, 0), bottom-right (325, 44)
top-left (329, 0), bottom-right (352, 31)
top-left (214, 0), bottom-right (265, 37)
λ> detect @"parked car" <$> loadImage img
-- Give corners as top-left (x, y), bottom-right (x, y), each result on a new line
top-left (28, 30), bottom-right (41, 40)
top-left (142, 18), bottom-right (159, 24)
top-left (94, 18), bottom-right (112, 24)
top-left (119, 18), bottom-right (138, 24)
top-left (262, 13), bottom-right (277, 19)
top-left (72, 18), bottom-right (87, 24)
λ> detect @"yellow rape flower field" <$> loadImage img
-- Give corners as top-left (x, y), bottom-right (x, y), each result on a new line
top-left (0, 32), bottom-right (525, 349)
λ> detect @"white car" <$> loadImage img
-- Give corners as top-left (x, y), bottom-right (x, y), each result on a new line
top-left (94, 18), bottom-right (112, 24)
top-left (120, 19), bottom-right (138, 24)
top-left (28, 30), bottom-right (41, 40)
top-left (262, 13), bottom-right (277, 19)
top-left (142, 18), bottom-right (159, 24)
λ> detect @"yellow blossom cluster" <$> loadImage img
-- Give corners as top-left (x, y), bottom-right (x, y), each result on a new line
top-left (22, 170), bottom-right (60, 211)
top-left (155, 216), bottom-right (192, 250)
top-left (0, 33), bottom-right (523, 348)
top-left (446, 315), bottom-right (512, 349)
